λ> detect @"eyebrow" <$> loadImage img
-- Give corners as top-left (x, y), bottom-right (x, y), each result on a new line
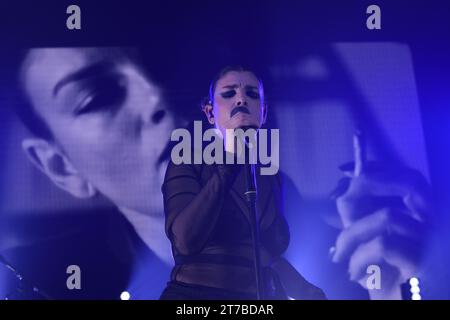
top-left (221, 84), bottom-right (258, 90)
top-left (53, 61), bottom-right (116, 97)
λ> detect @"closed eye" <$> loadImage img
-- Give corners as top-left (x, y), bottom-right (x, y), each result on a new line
top-left (220, 90), bottom-right (236, 99)
top-left (74, 76), bottom-right (127, 116)
top-left (246, 90), bottom-right (260, 99)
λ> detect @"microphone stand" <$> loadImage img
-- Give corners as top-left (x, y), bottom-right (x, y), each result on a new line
top-left (242, 135), bottom-right (264, 300)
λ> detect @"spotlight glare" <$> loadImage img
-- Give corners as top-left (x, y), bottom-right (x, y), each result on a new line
top-left (412, 293), bottom-right (421, 300)
top-left (410, 286), bottom-right (420, 294)
top-left (409, 277), bottom-right (419, 287)
top-left (120, 291), bottom-right (130, 300)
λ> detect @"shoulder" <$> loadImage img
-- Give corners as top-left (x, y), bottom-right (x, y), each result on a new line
top-left (161, 159), bottom-right (207, 197)
top-left (163, 159), bottom-right (201, 181)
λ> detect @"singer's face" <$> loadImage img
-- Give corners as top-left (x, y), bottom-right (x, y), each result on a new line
top-left (212, 71), bottom-right (265, 137)
top-left (21, 48), bottom-right (176, 215)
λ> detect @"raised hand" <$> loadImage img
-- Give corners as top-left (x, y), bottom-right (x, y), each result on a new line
top-left (331, 133), bottom-right (432, 299)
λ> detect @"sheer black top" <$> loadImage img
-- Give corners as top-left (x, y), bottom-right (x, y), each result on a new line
top-left (162, 158), bottom-right (290, 293)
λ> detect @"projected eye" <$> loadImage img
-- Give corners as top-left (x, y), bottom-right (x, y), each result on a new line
top-left (75, 77), bottom-right (127, 116)
top-left (246, 90), bottom-right (259, 99)
top-left (220, 90), bottom-right (236, 99)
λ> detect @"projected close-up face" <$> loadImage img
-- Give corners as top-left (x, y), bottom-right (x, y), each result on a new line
top-left (209, 70), bottom-right (266, 136)
top-left (20, 48), bottom-right (176, 216)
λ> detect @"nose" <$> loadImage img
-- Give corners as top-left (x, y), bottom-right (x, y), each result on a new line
top-left (235, 89), bottom-right (248, 106)
top-left (139, 88), bottom-right (166, 126)
top-left (151, 109), bottom-right (166, 124)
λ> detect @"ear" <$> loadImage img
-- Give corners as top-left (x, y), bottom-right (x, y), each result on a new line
top-left (262, 102), bottom-right (268, 124)
top-left (202, 102), bottom-right (215, 125)
top-left (21, 138), bottom-right (96, 199)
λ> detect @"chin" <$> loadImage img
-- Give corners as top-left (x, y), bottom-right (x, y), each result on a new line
top-left (238, 121), bottom-right (260, 129)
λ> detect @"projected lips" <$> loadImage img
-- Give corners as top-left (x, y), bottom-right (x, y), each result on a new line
top-left (230, 106), bottom-right (250, 118)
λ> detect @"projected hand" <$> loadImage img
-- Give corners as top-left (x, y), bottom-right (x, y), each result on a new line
top-left (331, 133), bottom-right (432, 299)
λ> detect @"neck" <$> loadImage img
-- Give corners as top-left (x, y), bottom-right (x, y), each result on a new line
top-left (119, 206), bottom-right (173, 267)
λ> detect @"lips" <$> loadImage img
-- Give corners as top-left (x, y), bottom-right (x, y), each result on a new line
top-left (230, 106), bottom-right (250, 118)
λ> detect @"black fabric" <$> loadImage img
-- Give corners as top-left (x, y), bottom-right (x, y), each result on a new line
top-left (160, 281), bottom-right (257, 300)
top-left (174, 254), bottom-right (254, 268)
top-left (161, 157), bottom-right (291, 297)
top-left (159, 267), bottom-right (301, 300)
top-left (162, 159), bottom-right (289, 258)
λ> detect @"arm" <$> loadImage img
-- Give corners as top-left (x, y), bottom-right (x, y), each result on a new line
top-left (261, 212), bottom-right (290, 257)
top-left (261, 173), bottom-right (290, 256)
top-left (162, 162), bottom-right (241, 255)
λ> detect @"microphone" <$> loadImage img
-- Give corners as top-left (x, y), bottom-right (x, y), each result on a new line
top-left (233, 125), bottom-right (258, 198)
top-left (237, 125), bottom-right (258, 150)
top-left (236, 126), bottom-right (263, 299)
top-left (233, 126), bottom-right (258, 196)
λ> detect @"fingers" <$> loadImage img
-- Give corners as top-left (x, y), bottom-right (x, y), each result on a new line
top-left (382, 233), bottom-right (422, 281)
top-left (341, 164), bottom-right (429, 201)
top-left (329, 177), bottom-right (351, 200)
top-left (348, 235), bottom-right (422, 285)
top-left (347, 238), bottom-right (403, 293)
top-left (332, 207), bottom-right (425, 264)
top-left (336, 169), bottom-right (431, 223)
top-left (347, 236), bottom-right (384, 282)
top-left (340, 132), bottom-right (365, 178)
top-left (403, 191), bottom-right (430, 223)
top-left (353, 132), bottom-right (365, 178)
top-left (333, 132), bottom-right (430, 293)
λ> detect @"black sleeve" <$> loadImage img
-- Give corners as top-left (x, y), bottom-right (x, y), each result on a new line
top-left (261, 212), bottom-right (290, 256)
top-left (260, 173), bottom-right (290, 256)
top-left (162, 161), bottom-right (241, 255)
